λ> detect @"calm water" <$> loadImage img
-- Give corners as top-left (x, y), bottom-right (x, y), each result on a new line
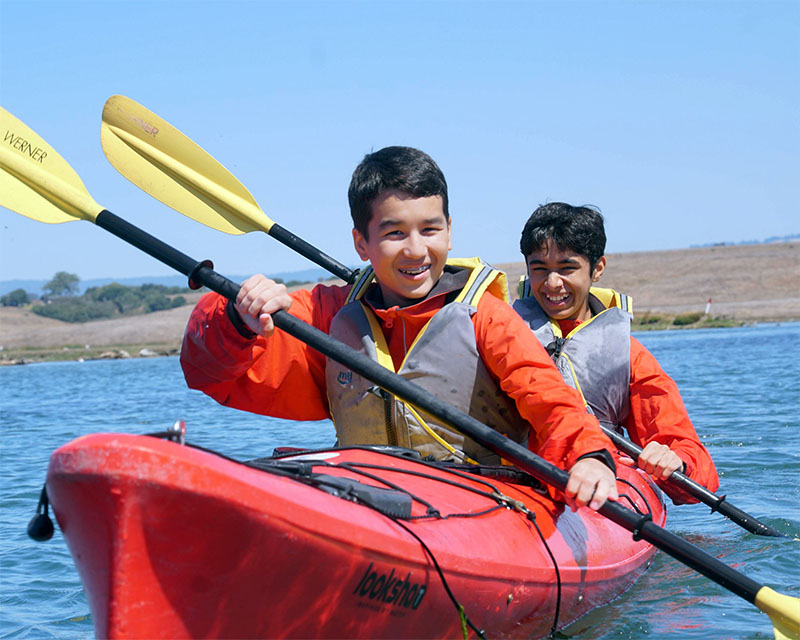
top-left (1, 323), bottom-right (798, 639)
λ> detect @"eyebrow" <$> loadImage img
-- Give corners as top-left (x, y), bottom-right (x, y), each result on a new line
top-left (528, 256), bottom-right (582, 265)
top-left (376, 216), bottom-right (446, 230)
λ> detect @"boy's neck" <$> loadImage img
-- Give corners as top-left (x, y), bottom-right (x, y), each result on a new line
top-left (554, 293), bottom-right (605, 334)
top-left (366, 266), bottom-right (468, 310)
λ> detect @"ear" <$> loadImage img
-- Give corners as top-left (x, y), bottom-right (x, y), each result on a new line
top-left (447, 217), bottom-right (453, 251)
top-left (352, 228), bottom-right (370, 262)
top-left (591, 256), bottom-right (607, 282)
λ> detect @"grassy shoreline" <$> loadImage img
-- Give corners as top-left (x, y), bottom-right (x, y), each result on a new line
top-left (0, 342), bottom-right (180, 366)
top-left (631, 314), bottom-right (744, 331)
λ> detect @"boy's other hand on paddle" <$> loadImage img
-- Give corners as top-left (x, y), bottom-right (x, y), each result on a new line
top-left (620, 441), bottom-right (685, 480)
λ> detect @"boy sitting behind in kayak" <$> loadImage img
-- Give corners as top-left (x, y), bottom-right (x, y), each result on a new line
top-left (513, 202), bottom-right (719, 504)
top-left (181, 147), bottom-right (618, 510)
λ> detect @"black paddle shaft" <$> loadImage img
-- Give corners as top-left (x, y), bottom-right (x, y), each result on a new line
top-left (96, 211), bottom-right (358, 291)
top-left (268, 223), bottom-right (358, 284)
top-left (93, 207), bottom-right (766, 606)
top-left (96, 210), bottom-right (240, 299)
top-left (601, 427), bottom-right (782, 537)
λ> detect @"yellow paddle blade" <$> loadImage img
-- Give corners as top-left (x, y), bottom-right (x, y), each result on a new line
top-left (0, 107), bottom-right (103, 224)
top-left (755, 586), bottom-right (800, 640)
top-left (101, 94), bottom-right (273, 235)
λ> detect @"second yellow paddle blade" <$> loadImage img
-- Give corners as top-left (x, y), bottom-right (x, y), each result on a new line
top-left (101, 95), bottom-right (273, 235)
top-left (1, 107), bottom-right (102, 224)
top-left (755, 586), bottom-right (800, 640)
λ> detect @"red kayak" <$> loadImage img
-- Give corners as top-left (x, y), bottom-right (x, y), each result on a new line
top-left (46, 432), bottom-right (665, 639)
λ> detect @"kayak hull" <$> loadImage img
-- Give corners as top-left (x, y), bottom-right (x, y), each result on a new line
top-left (47, 434), bottom-right (665, 638)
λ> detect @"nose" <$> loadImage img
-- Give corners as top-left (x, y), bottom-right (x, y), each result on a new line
top-left (545, 271), bottom-right (563, 289)
top-left (403, 231), bottom-right (426, 258)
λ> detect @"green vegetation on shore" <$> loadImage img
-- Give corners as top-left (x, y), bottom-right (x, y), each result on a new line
top-left (32, 282), bottom-right (190, 323)
top-left (632, 312), bottom-right (743, 331)
top-left (2, 271), bottom-right (193, 323)
top-left (0, 272), bottom-right (326, 365)
top-left (2, 271), bottom-right (319, 324)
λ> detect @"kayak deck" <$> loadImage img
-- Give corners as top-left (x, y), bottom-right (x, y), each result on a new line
top-left (47, 433), bottom-right (666, 638)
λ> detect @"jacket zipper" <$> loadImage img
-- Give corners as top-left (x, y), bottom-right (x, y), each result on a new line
top-left (550, 336), bottom-right (567, 361)
top-left (379, 316), bottom-right (408, 447)
top-left (381, 389), bottom-right (398, 446)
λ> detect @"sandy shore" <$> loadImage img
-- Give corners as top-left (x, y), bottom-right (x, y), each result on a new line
top-left (2, 242), bottom-right (797, 363)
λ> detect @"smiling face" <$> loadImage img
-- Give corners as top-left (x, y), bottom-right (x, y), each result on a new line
top-left (352, 189), bottom-right (452, 308)
top-left (525, 239), bottom-right (606, 322)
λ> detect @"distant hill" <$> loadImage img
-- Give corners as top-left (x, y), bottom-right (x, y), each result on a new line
top-left (690, 233), bottom-right (799, 248)
top-left (0, 266), bottom-right (341, 297)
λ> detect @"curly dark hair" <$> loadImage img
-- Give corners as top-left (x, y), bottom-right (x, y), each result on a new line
top-left (519, 202), bottom-right (606, 269)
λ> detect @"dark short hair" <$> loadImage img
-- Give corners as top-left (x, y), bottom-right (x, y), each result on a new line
top-left (520, 202), bottom-right (606, 269)
top-left (348, 146), bottom-right (449, 237)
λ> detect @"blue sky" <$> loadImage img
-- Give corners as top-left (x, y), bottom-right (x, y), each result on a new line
top-left (2, 0), bottom-right (798, 282)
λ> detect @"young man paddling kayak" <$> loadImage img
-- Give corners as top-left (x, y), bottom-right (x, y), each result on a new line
top-left (181, 147), bottom-right (619, 511)
top-left (514, 203), bottom-right (719, 503)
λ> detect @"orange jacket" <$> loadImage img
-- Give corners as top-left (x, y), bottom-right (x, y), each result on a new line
top-left (625, 337), bottom-right (720, 503)
top-left (181, 282), bottom-right (616, 472)
top-left (555, 316), bottom-right (719, 503)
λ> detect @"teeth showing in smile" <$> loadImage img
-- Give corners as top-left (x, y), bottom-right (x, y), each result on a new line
top-left (400, 266), bottom-right (430, 275)
top-left (545, 293), bottom-right (569, 302)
